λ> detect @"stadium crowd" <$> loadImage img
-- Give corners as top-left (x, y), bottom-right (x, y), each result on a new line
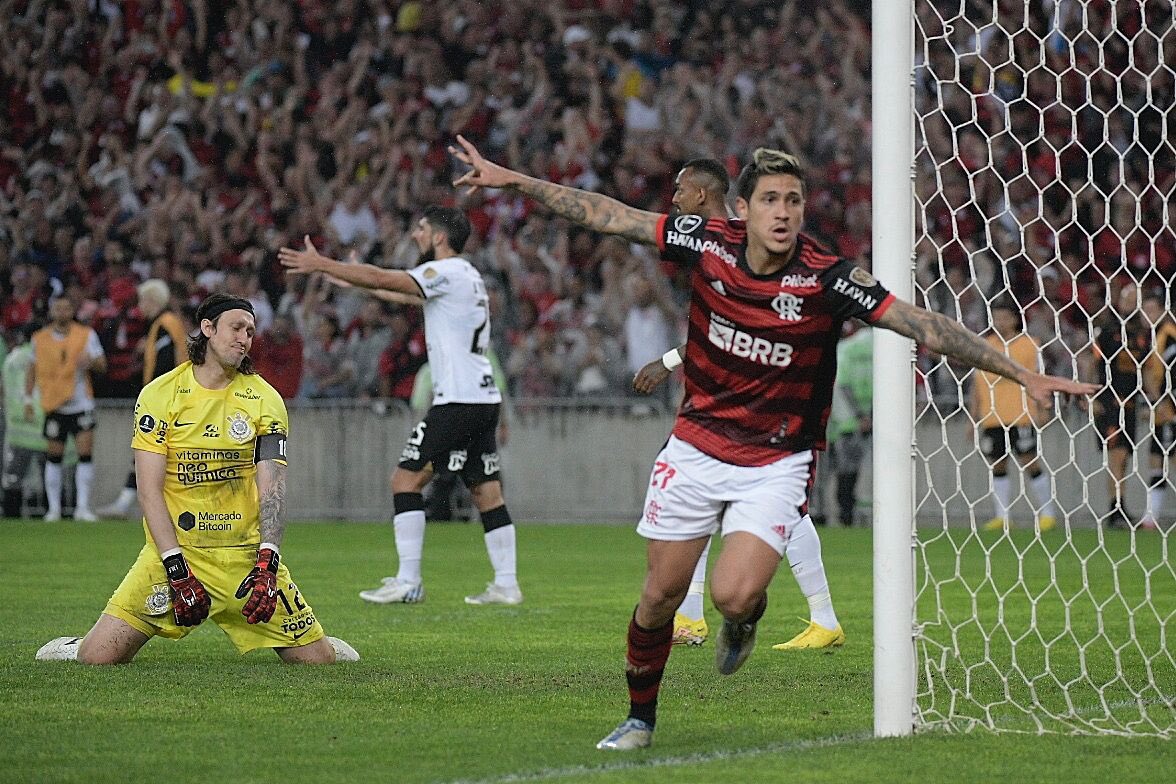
top-left (0, 0), bottom-right (1171, 408)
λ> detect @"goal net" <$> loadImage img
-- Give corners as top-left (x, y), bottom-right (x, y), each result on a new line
top-left (908, 0), bottom-right (1174, 735)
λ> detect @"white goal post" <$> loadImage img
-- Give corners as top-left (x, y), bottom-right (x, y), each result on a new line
top-left (872, 0), bottom-right (917, 739)
top-left (874, 0), bottom-right (1174, 737)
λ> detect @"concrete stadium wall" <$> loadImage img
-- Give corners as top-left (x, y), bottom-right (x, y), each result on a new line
top-left (89, 403), bottom-right (1150, 526)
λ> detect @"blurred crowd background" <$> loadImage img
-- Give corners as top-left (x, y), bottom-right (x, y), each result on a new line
top-left (0, 0), bottom-right (1171, 407)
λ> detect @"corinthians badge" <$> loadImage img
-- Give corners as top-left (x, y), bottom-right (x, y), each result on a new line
top-left (226, 411), bottom-right (255, 444)
top-left (145, 584), bottom-right (171, 616)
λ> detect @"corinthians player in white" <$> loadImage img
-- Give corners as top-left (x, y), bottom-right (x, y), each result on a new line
top-left (279, 206), bottom-right (522, 605)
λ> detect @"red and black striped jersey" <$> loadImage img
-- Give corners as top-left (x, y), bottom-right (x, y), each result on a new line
top-left (656, 213), bottom-right (895, 466)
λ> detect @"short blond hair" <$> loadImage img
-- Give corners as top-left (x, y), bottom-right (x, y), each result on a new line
top-left (736, 148), bottom-right (807, 201)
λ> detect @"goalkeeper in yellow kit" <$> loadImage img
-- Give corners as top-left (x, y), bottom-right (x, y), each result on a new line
top-left (36, 294), bottom-right (357, 664)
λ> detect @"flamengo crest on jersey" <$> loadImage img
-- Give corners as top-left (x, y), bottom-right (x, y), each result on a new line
top-left (407, 257), bottom-right (502, 405)
top-left (656, 214), bottom-right (894, 467)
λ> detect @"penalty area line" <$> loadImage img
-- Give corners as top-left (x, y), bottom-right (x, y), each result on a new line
top-left (440, 731), bottom-right (874, 784)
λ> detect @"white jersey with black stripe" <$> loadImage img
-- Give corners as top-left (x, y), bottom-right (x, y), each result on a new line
top-left (407, 256), bottom-right (502, 405)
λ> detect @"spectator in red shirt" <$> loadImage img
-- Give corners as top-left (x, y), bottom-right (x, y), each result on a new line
top-left (251, 312), bottom-right (304, 400)
top-left (3, 264), bottom-right (49, 331)
top-left (377, 310), bottom-right (426, 403)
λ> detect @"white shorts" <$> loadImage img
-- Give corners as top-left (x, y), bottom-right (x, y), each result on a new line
top-left (636, 435), bottom-right (814, 556)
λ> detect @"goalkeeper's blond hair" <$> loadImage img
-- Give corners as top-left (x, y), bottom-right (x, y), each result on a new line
top-left (735, 148), bottom-right (807, 202)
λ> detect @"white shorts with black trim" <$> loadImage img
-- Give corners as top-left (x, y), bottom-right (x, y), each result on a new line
top-left (636, 435), bottom-right (813, 557)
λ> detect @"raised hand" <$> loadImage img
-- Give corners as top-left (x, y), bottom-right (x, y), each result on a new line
top-left (449, 134), bottom-right (517, 193)
top-left (278, 236), bottom-right (331, 275)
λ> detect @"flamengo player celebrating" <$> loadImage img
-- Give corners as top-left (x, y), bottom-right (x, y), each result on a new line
top-left (450, 136), bottom-right (1096, 750)
top-left (638, 158), bottom-right (845, 651)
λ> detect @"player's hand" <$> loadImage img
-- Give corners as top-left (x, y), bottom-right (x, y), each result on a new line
top-left (163, 552), bottom-right (211, 627)
top-left (633, 358), bottom-right (672, 395)
top-left (278, 236), bottom-right (330, 276)
top-left (235, 547), bottom-right (280, 624)
top-left (449, 134), bottom-right (516, 193)
top-left (1022, 373), bottom-right (1099, 411)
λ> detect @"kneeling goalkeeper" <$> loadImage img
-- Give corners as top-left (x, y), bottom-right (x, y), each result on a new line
top-left (37, 294), bottom-right (356, 664)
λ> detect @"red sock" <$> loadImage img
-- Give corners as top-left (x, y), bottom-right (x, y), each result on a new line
top-left (625, 611), bottom-right (673, 727)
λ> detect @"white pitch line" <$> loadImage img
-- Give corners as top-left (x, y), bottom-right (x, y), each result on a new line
top-left (443, 696), bottom-right (1175, 784)
top-left (439, 731), bottom-right (874, 784)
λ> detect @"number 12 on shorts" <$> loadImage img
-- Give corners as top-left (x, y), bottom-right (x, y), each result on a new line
top-left (651, 461), bottom-right (676, 489)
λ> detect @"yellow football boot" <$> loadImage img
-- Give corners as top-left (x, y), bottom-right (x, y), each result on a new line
top-left (982, 516), bottom-right (1009, 532)
top-left (772, 620), bottom-right (846, 651)
top-left (671, 612), bottom-right (708, 646)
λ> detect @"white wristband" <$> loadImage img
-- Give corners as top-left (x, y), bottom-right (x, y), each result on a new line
top-left (159, 546), bottom-right (182, 560)
top-left (259, 542), bottom-right (280, 554)
top-left (661, 348), bottom-right (683, 371)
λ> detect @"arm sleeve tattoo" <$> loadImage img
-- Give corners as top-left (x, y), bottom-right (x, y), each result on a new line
top-left (257, 459), bottom-right (287, 548)
top-left (512, 178), bottom-right (660, 244)
top-left (877, 299), bottom-right (1029, 383)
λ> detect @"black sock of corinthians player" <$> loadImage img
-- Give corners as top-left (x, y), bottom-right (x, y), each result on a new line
top-left (625, 609), bottom-right (673, 728)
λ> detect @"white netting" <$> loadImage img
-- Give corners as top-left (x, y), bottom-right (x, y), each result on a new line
top-left (911, 0), bottom-right (1175, 735)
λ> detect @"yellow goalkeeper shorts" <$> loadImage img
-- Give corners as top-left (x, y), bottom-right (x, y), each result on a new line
top-left (103, 543), bottom-right (325, 654)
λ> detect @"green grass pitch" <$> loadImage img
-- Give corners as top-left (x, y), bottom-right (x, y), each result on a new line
top-left (0, 520), bottom-right (1171, 783)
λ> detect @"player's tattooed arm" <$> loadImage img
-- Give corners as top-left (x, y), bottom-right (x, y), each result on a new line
top-left (257, 459), bottom-right (288, 547)
top-left (877, 299), bottom-right (1099, 409)
top-left (511, 179), bottom-right (661, 244)
top-left (450, 134), bottom-right (660, 244)
top-left (876, 299), bottom-right (1029, 383)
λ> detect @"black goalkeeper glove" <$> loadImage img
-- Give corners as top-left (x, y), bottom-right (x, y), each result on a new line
top-left (163, 552), bottom-right (211, 627)
top-left (235, 547), bottom-right (280, 624)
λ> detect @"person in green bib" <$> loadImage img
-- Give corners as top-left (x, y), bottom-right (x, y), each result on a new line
top-left (823, 322), bottom-right (873, 529)
top-left (3, 324), bottom-right (49, 517)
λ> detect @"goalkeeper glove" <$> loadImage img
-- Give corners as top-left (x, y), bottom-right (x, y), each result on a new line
top-left (163, 551), bottom-right (210, 627)
top-left (235, 547), bottom-right (280, 624)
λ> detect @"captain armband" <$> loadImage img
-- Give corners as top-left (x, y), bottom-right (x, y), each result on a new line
top-left (255, 432), bottom-right (288, 464)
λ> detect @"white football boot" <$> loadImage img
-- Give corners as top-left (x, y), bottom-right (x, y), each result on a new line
top-left (327, 637), bottom-right (360, 662)
top-left (464, 582), bottom-right (523, 605)
top-left (359, 577), bottom-right (425, 604)
top-left (596, 718), bottom-right (653, 750)
top-left (36, 636), bottom-right (81, 661)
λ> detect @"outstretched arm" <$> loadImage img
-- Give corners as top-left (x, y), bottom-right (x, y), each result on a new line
top-left (450, 135), bottom-right (661, 245)
top-left (279, 237), bottom-right (425, 298)
top-left (875, 299), bottom-right (1099, 409)
top-left (327, 276), bottom-right (425, 306)
top-left (321, 249), bottom-right (425, 306)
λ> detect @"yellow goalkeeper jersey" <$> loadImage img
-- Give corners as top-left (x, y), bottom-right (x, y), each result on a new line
top-left (973, 332), bottom-right (1040, 427)
top-left (131, 362), bottom-right (288, 548)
